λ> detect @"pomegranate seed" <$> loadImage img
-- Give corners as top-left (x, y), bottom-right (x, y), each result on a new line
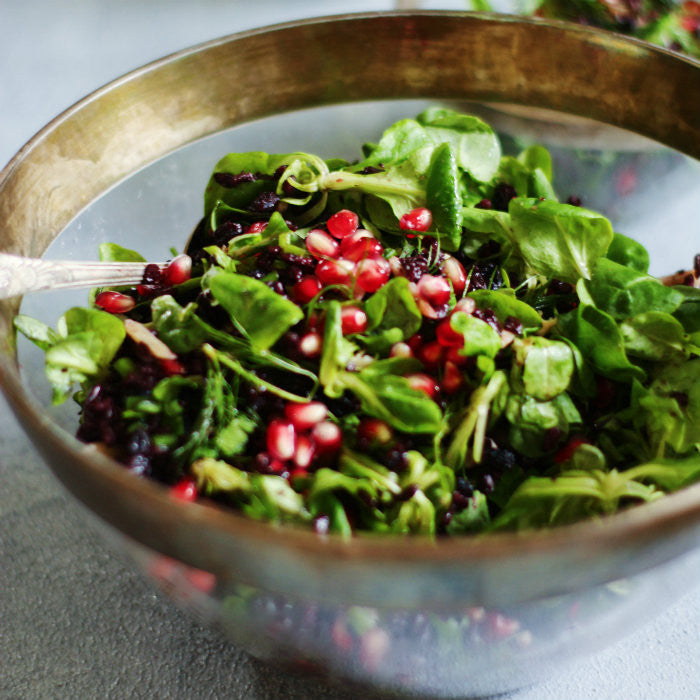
top-left (307, 313), bottom-right (323, 331)
top-left (267, 420), bottom-right (296, 461)
top-left (136, 284), bottom-right (160, 298)
top-left (299, 332), bottom-right (322, 358)
top-left (445, 346), bottom-right (469, 366)
top-left (356, 256), bottom-right (391, 293)
top-left (436, 318), bottom-right (464, 347)
top-left (306, 229), bottom-right (340, 259)
top-left (183, 567), bottom-right (217, 593)
top-left (292, 275), bottom-right (322, 303)
top-left (163, 254), bottom-right (192, 285)
top-left (407, 334), bottom-right (423, 351)
top-left (441, 361), bottom-right (464, 395)
top-left (284, 401), bottom-right (328, 431)
top-left (441, 256), bottom-right (467, 296)
top-left (331, 618), bottom-right (354, 653)
top-left (485, 612), bottom-right (520, 640)
top-left (452, 297), bottom-right (476, 315)
top-left (316, 258), bottom-right (355, 286)
top-left (340, 305), bottom-right (368, 334)
top-left (554, 435), bottom-right (589, 463)
top-left (327, 209), bottom-right (359, 239)
top-left (406, 373), bottom-right (439, 399)
top-left (160, 358), bottom-right (186, 376)
top-left (255, 452), bottom-right (287, 475)
top-left (311, 421), bottom-right (342, 454)
top-left (417, 274), bottom-right (451, 306)
top-left (389, 342), bottom-right (413, 358)
top-left (467, 606), bottom-right (486, 623)
top-left (399, 207), bottom-right (432, 232)
top-left (170, 477), bottom-right (197, 501)
top-left (416, 341), bottom-right (444, 369)
top-left (247, 221), bottom-right (267, 233)
top-left (340, 229), bottom-right (383, 262)
top-left (358, 418), bottom-right (393, 445)
top-left (293, 435), bottom-right (316, 469)
top-left (360, 627), bottom-right (390, 673)
top-left (95, 291), bottom-right (135, 314)
top-left (681, 13), bottom-right (700, 32)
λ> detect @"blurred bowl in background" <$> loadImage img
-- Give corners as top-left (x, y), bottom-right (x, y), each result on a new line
top-left (1, 13), bottom-right (700, 698)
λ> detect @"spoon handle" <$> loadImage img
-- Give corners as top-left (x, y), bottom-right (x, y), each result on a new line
top-left (0, 253), bottom-right (167, 299)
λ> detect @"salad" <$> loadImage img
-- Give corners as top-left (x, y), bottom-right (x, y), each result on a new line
top-left (475, 0), bottom-right (700, 59)
top-left (15, 107), bottom-right (700, 538)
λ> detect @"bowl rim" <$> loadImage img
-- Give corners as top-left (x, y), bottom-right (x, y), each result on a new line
top-left (1, 10), bottom-right (700, 579)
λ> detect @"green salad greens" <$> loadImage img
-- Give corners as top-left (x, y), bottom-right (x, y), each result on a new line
top-left (475, 1), bottom-right (700, 60)
top-left (15, 107), bottom-right (700, 538)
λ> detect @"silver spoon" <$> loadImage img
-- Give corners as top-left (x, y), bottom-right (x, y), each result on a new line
top-left (0, 252), bottom-right (171, 300)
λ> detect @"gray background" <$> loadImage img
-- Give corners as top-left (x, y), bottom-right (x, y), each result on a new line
top-left (1, 2), bottom-right (699, 699)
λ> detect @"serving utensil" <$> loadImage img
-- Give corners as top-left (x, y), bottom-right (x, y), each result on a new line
top-left (0, 252), bottom-right (169, 299)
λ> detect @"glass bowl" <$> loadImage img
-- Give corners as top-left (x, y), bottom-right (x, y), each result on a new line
top-left (1, 13), bottom-right (700, 698)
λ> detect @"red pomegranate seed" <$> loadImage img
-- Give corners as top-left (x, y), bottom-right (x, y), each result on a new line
top-left (267, 420), bottom-right (296, 461)
top-left (340, 229), bottom-right (383, 262)
top-left (416, 341), bottom-right (444, 370)
top-left (247, 221), bottom-right (267, 233)
top-left (292, 275), bottom-right (322, 303)
top-left (485, 612), bottom-right (520, 640)
top-left (95, 291), bottom-right (135, 314)
top-left (293, 435), bottom-right (316, 469)
top-left (311, 421), bottom-right (342, 453)
top-left (441, 256), bottom-right (467, 296)
top-left (358, 418), bottom-right (393, 445)
top-left (164, 254), bottom-right (192, 285)
top-left (399, 207), bottom-right (432, 232)
top-left (284, 401), bottom-right (328, 431)
top-left (299, 331), bottom-right (322, 358)
top-left (681, 13), bottom-right (700, 32)
top-left (441, 361), bottom-right (464, 395)
top-left (356, 256), bottom-right (391, 293)
top-left (160, 358), bottom-right (186, 376)
top-left (407, 334), bottom-right (423, 351)
top-left (389, 342), bottom-right (413, 358)
top-left (306, 229), bottom-right (340, 259)
top-left (406, 373), bottom-right (439, 399)
top-left (417, 274), bottom-right (451, 307)
top-left (340, 305), bottom-right (368, 334)
top-left (316, 259), bottom-right (355, 286)
top-left (327, 209), bottom-right (359, 239)
top-left (436, 318), bottom-right (464, 347)
top-left (183, 567), bottom-right (217, 593)
top-left (170, 477), bottom-right (197, 501)
top-left (331, 618), bottom-right (354, 653)
top-left (136, 284), bottom-right (159, 298)
top-left (554, 435), bottom-right (589, 463)
top-left (445, 346), bottom-right (469, 366)
top-left (307, 313), bottom-right (323, 331)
